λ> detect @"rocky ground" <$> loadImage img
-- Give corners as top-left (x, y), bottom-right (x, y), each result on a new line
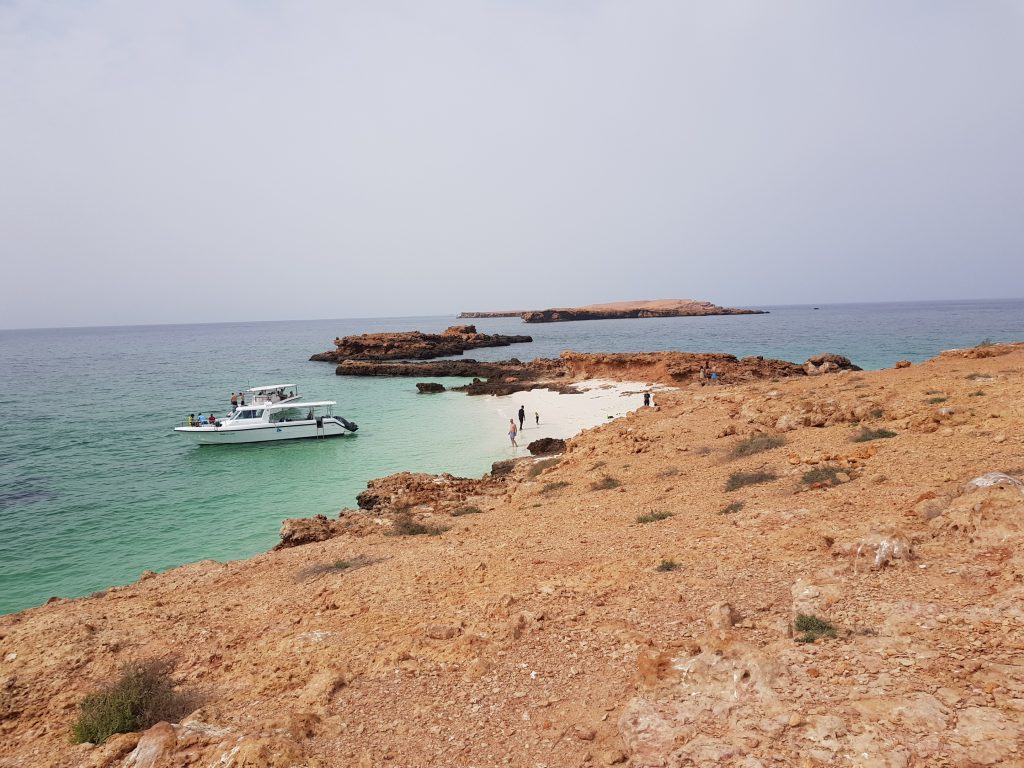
top-left (309, 325), bottom-right (532, 363)
top-left (2, 344), bottom-right (1023, 767)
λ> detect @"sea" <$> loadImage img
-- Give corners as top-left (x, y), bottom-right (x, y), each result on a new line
top-left (1, 299), bottom-right (1022, 616)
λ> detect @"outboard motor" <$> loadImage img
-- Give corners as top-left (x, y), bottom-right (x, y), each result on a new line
top-left (337, 417), bottom-right (359, 432)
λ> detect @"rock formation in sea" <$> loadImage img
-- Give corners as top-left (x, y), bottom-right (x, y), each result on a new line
top-left (309, 324), bottom-right (532, 363)
top-left (3, 342), bottom-right (1024, 767)
top-left (459, 298), bottom-right (767, 322)
top-left (332, 350), bottom-right (861, 395)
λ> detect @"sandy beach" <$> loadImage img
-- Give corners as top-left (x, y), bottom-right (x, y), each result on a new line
top-left (481, 379), bottom-right (667, 453)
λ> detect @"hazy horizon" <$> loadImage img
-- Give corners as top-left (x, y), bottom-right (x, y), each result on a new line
top-left (2, 2), bottom-right (1022, 329)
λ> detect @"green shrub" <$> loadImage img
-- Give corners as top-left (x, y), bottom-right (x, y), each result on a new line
top-left (389, 514), bottom-right (450, 536)
top-left (540, 480), bottom-right (570, 494)
top-left (655, 559), bottom-right (679, 572)
top-left (725, 470), bottom-right (777, 492)
top-left (794, 613), bottom-right (837, 643)
top-left (718, 501), bottom-right (744, 515)
top-left (852, 428), bottom-right (897, 442)
top-left (802, 466), bottom-right (843, 486)
top-left (451, 506), bottom-right (482, 517)
top-left (636, 510), bottom-right (673, 524)
top-left (969, 390), bottom-right (986, 397)
top-left (927, 396), bottom-right (947, 404)
top-left (590, 475), bottom-right (621, 491)
top-left (729, 434), bottom-right (785, 459)
top-left (72, 661), bottom-right (191, 744)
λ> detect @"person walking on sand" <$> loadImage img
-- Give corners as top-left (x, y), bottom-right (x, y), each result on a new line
top-left (698, 365), bottom-right (707, 387)
top-left (643, 392), bottom-right (651, 407)
top-left (518, 405), bottom-right (525, 431)
top-left (535, 411), bottom-right (539, 426)
top-left (508, 419), bottom-right (518, 447)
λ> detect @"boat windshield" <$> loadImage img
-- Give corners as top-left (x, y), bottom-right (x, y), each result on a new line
top-left (229, 408), bottom-right (266, 421)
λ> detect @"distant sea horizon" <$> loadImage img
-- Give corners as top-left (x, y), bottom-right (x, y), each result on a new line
top-left (2, 297), bottom-right (1023, 615)
top-left (3, 295), bottom-right (1023, 333)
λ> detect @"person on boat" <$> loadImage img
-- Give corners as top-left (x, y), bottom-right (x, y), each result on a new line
top-left (239, 392), bottom-right (245, 406)
top-left (207, 413), bottom-right (217, 425)
top-left (230, 392), bottom-right (238, 409)
top-left (188, 413), bottom-right (195, 426)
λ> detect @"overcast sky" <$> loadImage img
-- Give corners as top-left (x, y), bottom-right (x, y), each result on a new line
top-left (1, 1), bottom-right (1022, 328)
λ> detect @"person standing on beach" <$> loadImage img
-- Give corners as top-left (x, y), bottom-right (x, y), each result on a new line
top-left (643, 392), bottom-right (650, 407)
top-left (508, 419), bottom-right (518, 447)
top-left (535, 411), bottom-right (539, 426)
top-left (698, 365), bottom-right (706, 386)
top-left (518, 405), bottom-right (525, 431)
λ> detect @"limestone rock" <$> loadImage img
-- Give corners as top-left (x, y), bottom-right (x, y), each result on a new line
top-left (527, 437), bottom-right (566, 456)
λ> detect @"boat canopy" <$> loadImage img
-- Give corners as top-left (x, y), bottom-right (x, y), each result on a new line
top-left (265, 400), bottom-right (335, 410)
top-left (247, 384), bottom-right (297, 393)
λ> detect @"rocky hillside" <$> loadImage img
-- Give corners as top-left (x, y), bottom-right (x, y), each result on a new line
top-left (1, 344), bottom-right (1023, 767)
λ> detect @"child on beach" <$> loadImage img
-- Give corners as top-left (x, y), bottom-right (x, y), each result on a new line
top-left (508, 419), bottom-right (518, 447)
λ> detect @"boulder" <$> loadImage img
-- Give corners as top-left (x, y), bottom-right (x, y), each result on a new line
top-left (415, 382), bottom-right (446, 394)
top-left (527, 437), bottom-right (566, 456)
top-left (275, 515), bottom-right (343, 549)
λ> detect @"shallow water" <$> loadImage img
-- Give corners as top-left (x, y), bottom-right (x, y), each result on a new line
top-left (1, 299), bottom-right (1022, 614)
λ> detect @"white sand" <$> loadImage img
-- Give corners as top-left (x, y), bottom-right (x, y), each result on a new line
top-left (480, 379), bottom-right (670, 456)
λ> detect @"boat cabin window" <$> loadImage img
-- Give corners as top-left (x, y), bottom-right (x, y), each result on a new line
top-left (235, 409), bottom-right (265, 420)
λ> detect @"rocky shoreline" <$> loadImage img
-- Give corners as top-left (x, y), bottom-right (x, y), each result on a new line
top-left (3, 344), bottom-right (1024, 767)
top-left (309, 324), bottom-right (532, 363)
top-left (331, 350), bottom-right (861, 396)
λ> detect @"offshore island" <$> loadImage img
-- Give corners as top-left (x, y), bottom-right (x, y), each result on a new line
top-left (459, 298), bottom-right (767, 323)
top-left (2, 342), bottom-right (1023, 766)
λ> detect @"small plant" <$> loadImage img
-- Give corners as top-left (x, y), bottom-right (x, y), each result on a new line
top-left (802, 466), bottom-right (844, 486)
top-left (527, 458), bottom-right (561, 478)
top-left (451, 506), bottom-right (482, 517)
top-left (657, 467), bottom-right (680, 478)
top-left (655, 559), bottom-right (679, 572)
top-left (965, 372), bottom-right (990, 381)
top-left (540, 480), bottom-right (570, 494)
top-left (590, 475), bottom-right (621, 491)
top-left (718, 501), bottom-right (745, 515)
top-left (729, 434), bottom-right (785, 459)
top-left (725, 470), bottom-right (777, 492)
top-left (969, 390), bottom-right (986, 397)
top-left (72, 660), bottom-right (193, 744)
top-left (794, 613), bottom-right (837, 643)
top-left (389, 514), bottom-right (450, 536)
top-left (927, 396), bottom-right (947, 404)
top-left (588, 461), bottom-right (607, 471)
top-left (332, 559), bottom-right (352, 570)
top-left (868, 408), bottom-right (884, 419)
top-left (636, 510), bottom-right (673, 524)
top-left (976, 338), bottom-right (994, 348)
top-left (852, 428), bottom-right (897, 443)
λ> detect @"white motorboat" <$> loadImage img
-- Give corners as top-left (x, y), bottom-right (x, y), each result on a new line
top-left (174, 384), bottom-right (358, 445)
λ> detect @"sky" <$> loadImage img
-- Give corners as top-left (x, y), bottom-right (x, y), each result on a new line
top-left (1, 1), bottom-right (1023, 329)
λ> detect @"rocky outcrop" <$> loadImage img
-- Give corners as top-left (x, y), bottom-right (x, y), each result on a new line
top-left (333, 351), bottom-right (859, 395)
top-left (310, 325), bottom-right (532, 363)
top-left (527, 437), bottom-right (566, 455)
top-left (457, 310), bottom-right (527, 318)
top-left (415, 382), bottom-right (446, 394)
top-left (520, 299), bottom-right (766, 323)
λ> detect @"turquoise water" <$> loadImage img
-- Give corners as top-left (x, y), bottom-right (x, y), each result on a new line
top-left (1, 300), bottom-right (1023, 615)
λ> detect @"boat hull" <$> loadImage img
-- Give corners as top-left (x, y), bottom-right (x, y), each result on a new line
top-left (174, 419), bottom-right (354, 445)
